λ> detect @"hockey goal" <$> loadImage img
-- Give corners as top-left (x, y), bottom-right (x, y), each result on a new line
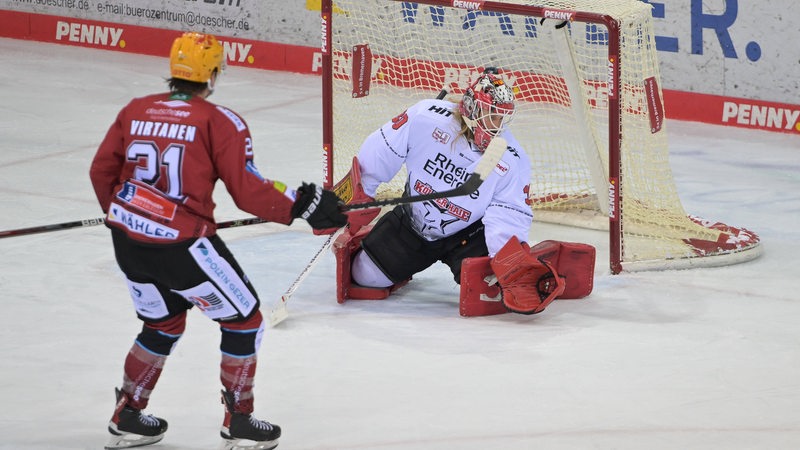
top-left (320, 0), bottom-right (762, 273)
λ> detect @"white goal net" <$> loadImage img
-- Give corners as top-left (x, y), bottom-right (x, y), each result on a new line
top-left (320, 0), bottom-right (762, 273)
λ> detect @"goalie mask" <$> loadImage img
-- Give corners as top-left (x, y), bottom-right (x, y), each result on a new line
top-left (169, 32), bottom-right (225, 84)
top-left (459, 69), bottom-right (515, 151)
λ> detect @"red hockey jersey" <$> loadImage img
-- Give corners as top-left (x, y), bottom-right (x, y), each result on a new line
top-left (90, 92), bottom-right (295, 244)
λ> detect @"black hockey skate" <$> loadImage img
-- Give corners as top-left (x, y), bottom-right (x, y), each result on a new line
top-left (219, 390), bottom-right (281, 450)
top-left (105, 388), bottom-right (168, 449)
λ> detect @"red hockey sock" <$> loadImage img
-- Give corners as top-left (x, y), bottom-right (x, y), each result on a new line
top-left (220, 354), bottom-right (258, 414)
top-left (121, 343), bottom-right (167, 410)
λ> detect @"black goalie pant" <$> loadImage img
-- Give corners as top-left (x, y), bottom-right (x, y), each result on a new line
top-left (360, 205), bottom-right (488, 284)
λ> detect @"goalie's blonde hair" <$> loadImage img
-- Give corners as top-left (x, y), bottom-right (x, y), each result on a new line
top-left (448, 97), bottom-right (476, 148)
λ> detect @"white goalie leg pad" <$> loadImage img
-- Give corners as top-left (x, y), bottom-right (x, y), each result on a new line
top-left (351, 249), bottom-right (394, 288)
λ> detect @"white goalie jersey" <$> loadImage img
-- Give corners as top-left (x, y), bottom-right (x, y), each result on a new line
top-left (357, 98), bottom-right (533, 256)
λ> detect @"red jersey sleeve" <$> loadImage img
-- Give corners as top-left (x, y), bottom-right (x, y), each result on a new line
top-left (207, 105), bottom-right (295, 224)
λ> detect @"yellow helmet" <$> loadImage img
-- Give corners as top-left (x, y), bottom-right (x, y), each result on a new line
top-left (169, 32), bottom-right (225, 83)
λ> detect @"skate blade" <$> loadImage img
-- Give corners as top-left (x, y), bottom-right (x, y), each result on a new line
top-left (219, 437), bottom-right (278, 450)
top-left (105, 431), bottom-right (165, 449)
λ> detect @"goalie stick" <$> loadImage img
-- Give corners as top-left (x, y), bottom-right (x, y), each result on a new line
top-left (341, 135), bottom-right (507, 211)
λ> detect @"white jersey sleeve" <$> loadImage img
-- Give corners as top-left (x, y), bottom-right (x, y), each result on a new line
top-left (481, 135), bottom-right (534, 256)
top-left (356, 108), bottom-right (415, 198)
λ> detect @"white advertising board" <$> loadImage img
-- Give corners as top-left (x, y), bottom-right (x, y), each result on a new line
top-left (646, 0), bottom-right (799, 104)
top-left (2, 0), bottom-right (798, 105)
top-left (1, 0), bottom-right (318, 45)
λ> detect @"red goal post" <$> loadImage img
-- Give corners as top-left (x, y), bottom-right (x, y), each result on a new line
top-left (320, 0), bottom-right (762, 273)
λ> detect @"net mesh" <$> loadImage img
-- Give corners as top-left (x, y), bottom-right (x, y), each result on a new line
top-left (326, 0), bottom-right (761, 270)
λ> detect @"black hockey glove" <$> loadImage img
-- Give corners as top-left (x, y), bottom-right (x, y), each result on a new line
top-left (291, 182), bottom-right (348, 230)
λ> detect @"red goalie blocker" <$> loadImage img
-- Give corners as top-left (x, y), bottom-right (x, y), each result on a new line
top-left (460, 238), bottom-right (596, 317)
top-left (315, 156), bottom-right (380, 235)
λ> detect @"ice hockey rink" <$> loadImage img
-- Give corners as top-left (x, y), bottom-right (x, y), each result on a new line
top-left (1, 37), bottom-right (799, 450)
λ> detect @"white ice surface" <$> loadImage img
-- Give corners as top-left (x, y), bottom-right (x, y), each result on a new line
top-left (1, 38), bottom-right (799, 450)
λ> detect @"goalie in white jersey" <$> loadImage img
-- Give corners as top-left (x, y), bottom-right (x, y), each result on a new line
top-left (333, 68), bottom-right (578, 314)
top-left (335, 68), bottom-right (596, 315)
top-left (355, 69), bottom-right (530, 268)
top-left (358, 74), bottom-right (530, 251)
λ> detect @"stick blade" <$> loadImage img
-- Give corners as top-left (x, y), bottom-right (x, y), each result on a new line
top-left (268, 297), bottom-right (289, 327)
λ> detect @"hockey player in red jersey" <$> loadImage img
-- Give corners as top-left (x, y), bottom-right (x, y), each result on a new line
top-left (333, 69), bottom-right (595, 316)
top-left (90, 32), bottom-right (347, 450)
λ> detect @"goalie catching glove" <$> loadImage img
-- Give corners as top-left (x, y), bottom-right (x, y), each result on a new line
top-left (490, 236), bottom-right (565, 314)
top-left (291, 183), bottom-right (348, 230)
top-left (459, 237), bottom-right (595, 316)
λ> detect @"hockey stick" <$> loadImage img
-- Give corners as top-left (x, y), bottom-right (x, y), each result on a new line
top-left (268, 227), bottom-right (345, 327)
top-left (0, 216), bottom-right (267, 239)
top-left (0, 217), bottom-right (106, 239)
top-left (0, 135), bottom-right (503, 239)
